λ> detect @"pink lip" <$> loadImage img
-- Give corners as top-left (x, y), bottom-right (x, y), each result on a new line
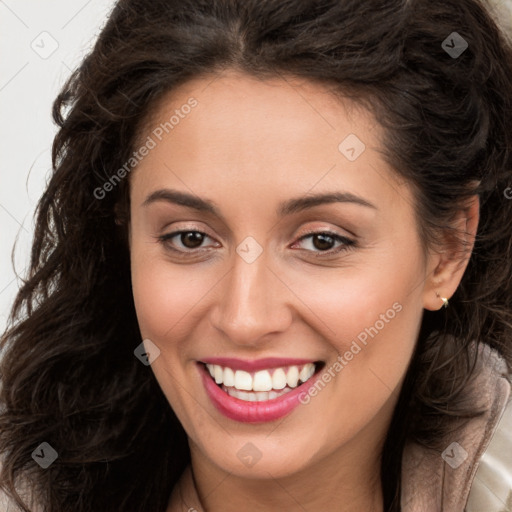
top-left (198, 362), bottom-right (322, 423)
top-left (200, 357), bottom-right (316, 372)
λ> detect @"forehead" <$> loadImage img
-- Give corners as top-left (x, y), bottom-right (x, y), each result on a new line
top-left (130, 70), bottom-right (411, 219)
top-left (140, 70), bottom-right (378, 156)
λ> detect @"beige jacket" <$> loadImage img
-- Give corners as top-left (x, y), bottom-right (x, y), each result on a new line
top-left (1, 344), bottom-right (511, 512)
top-left (401, 343), bottom-right (512, 511)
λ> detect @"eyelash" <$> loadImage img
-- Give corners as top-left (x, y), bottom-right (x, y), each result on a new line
top-left (293, 229), bottom-right (356, 256)
top-left (156, 228), bottom-right (356, 257)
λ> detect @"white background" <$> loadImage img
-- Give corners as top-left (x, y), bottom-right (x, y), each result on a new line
top-left (0, 1), bottom-right (116, 334)
top-left (1, 0), bottom-right (512, 335)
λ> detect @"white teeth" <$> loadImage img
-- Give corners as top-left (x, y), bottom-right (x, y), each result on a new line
top-left (223, 385), bottom-right (292, 402)
top-left (234, 370), bottom-right (253, 391)
top-left (223, 367), bottom-right (235, 387)
top-left (226, 388), bottom-right (257, 401)
top-left (286, 365), bottom-right (299, 387)
top-left (214, 365), bottom-right (223, 384)
top-left (255, 391), bottom-right (268, 401)
top-left (253, 370), bottom-right (273, 392)
top-left (205, 362), bottom-right (317, 395)
top-left (299, 363), bottom-right (315, 382)
top-left (272, 368), bottom-right (287, 390)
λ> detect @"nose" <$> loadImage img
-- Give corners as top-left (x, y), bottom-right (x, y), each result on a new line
top-left (209, 250), bottom-right (293, 346)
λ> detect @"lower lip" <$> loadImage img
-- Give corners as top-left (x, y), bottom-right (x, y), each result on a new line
top-left (199, 363), bottom-right (322, 423)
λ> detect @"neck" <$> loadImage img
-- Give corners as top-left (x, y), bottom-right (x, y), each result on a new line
top-left (176, 440), bottom-right (384, 512)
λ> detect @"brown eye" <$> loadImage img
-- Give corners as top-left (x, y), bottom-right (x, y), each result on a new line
top-left (311, 233), bottom-right (335, 251)
top-left (292, 230), bottom-right (355, 256)
top-left (180, 231), bottom-right (205, 249)
top-left (158, 230), bottom-right (218, 253)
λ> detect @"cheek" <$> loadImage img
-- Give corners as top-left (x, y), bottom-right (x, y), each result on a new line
top-left (289, 256), bottom-right (420, 343)
top-left (290, 269), bottom-right (421, 452)
top-left (285, 248), bottom-right (423, 393)
top-left (130, 237), bottom-right (195, 338)
top-left (129, 249), bottom-right (208, 425)
top-left (132, 263), bottom-right (201, 339)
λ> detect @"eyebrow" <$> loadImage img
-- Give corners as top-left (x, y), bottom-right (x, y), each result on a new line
top-left (142, 188), bottom-right (377, 218)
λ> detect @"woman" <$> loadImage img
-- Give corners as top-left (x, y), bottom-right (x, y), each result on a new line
top-left (1, 0), bottom-right (511, 510)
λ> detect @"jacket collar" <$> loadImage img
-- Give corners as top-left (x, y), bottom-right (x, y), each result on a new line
top-left (400, 342), bottom-right (511, 511)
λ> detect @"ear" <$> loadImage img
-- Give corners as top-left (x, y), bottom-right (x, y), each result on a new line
top-left (423, 194), bottom-right (479, 311)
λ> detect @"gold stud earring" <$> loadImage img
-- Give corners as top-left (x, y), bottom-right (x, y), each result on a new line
top-left (435, 292), bottom-right (449, 308)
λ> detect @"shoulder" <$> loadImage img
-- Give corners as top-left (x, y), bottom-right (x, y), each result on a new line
top-left (401, 341), bottom-right (512, 512)
top-left (484, 0), bottom-right (512, 43)
top-left (0, 476), bottom-right (15, 511)
top-left (0, 459), bottom-right (13, 511)
top-left (0, 460), bottom-right (42, 511)
top-left (465, 380), bottom-right (512, 511)
top-left (0, 492), bottom-right (12, 511)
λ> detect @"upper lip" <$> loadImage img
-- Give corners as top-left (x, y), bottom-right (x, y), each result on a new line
top-left (199, 357), bottom-right (320, 372)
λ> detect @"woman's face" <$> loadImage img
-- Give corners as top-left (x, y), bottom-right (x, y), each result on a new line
top-left (128, 71), bottom-right (437, 479)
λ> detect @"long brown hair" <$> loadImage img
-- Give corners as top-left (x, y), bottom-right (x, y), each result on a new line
top-left (1, 0), bottom-right (512, 510)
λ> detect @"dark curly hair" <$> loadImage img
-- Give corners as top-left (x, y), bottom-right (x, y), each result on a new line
top-left (1, 0), bottom-right (512, 510)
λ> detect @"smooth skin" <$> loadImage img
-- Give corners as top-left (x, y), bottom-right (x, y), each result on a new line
top-left (128, 70), bottom-right (479, 512)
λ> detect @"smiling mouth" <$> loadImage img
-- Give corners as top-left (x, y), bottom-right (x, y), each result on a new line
top-left (202, 361), bottom-right (325, 402)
